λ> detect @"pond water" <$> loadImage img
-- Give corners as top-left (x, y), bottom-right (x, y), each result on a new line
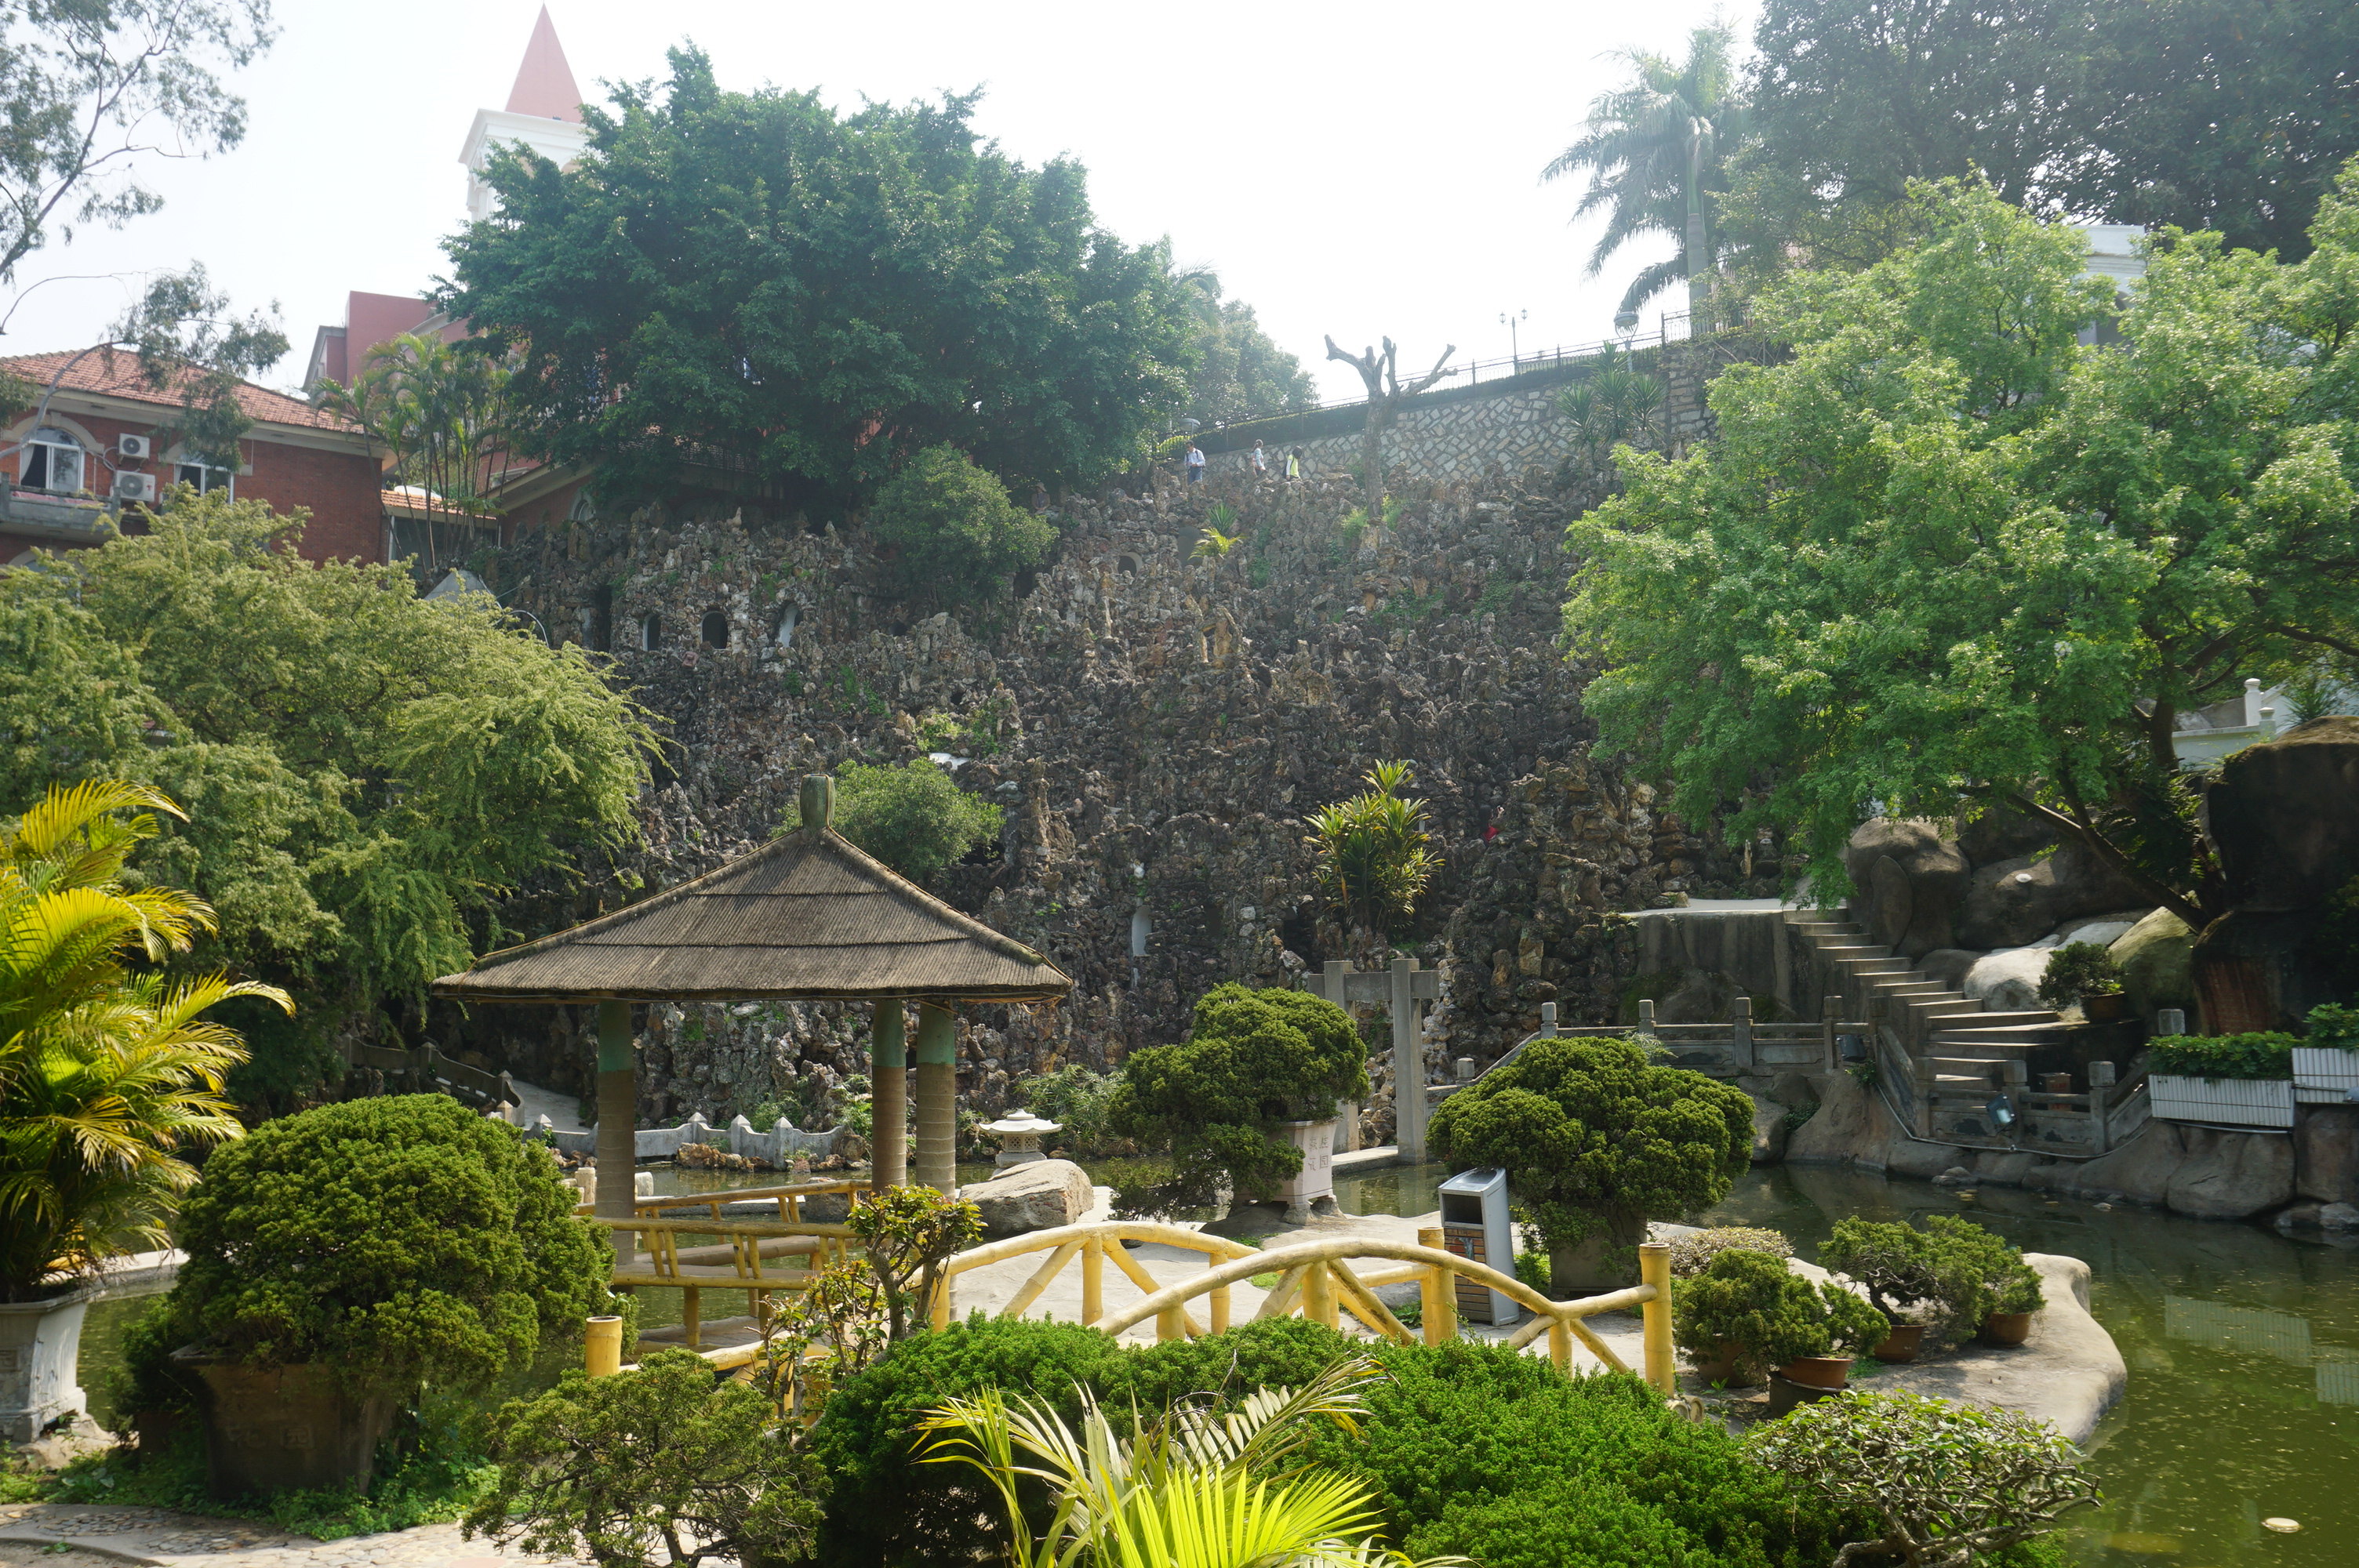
top-left (75, 1157), bottom-right (2356, 1566)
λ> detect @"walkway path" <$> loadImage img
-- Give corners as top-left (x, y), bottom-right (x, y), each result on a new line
top-left (0, 1508), bottom-right (569, 1568)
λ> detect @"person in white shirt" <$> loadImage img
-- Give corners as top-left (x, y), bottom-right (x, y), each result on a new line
top-left (1185, 444), bottom-right (1206, 482)
top-left (1250, 441), bottom-right (1267, 474)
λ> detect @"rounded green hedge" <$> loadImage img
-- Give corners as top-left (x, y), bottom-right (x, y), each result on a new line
top-left (171, 1094), bottom-right (610, 1395)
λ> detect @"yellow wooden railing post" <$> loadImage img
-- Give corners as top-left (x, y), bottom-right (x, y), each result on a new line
top-left (1639, 1240), bottom-right (1675, 1395)
top-left (1210, 1283), bottom-right (1230, 1334)
top-left (1081, 1236), bottom-right (1104, 1325)
top-left (1548, 1319), bottom-right (1572, 1374)
top-left (1303, 1259), bottom-right (1336, 1328)
top-left (1417, 1227), bottom-right (1456, 1345)
top-left (586, 1315), bottom-right (623, 1377)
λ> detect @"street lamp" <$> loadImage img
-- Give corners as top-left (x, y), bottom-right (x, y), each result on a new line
top-left (1499, 308), bottom-right (1527, 367)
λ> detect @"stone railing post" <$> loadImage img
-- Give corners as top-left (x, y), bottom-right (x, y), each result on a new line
top-left (1915, 1054), bottom-right (1937, 1140)
top-left (2088, 1060), bottom-right (2117, 1152)
top-left (1637, 998), bottom-right (1657, 1034)
top-left (1731, 995), bottom-right (1754, 1072)
top-left (1821, 994), bottom-right (1841, 1073)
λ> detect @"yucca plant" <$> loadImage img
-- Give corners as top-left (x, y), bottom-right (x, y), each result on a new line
top-left (919, 1356), bottom-right (1462, 1568)
top-left (1304, 762), bottom-right (1439, 945)
top-left (0, 781), bottom-right (290, 1301)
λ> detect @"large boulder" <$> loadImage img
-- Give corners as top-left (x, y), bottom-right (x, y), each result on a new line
top-left (1918, 948), bottom-right (1986, 992)
top-left (1843, 819), bottom-right (1971, 959)
top-left (1964, 948), bottom-right (2055, 1011)
top-left (1954, 841), bottom-right (2154, 950)
top-left (2110, 908), bottom-right (2196, 1020)
top-left (2204, 716), bottom-right (2359, 911)
top-left (962, 1158), bottom-right (1094, 1236)
top-left (2295, 1106), bottom-right (2359, 1205)
top-left (2052, 1122), bottom-right (2295, 1219)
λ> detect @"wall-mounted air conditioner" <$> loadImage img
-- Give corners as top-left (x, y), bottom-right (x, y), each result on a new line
top-left (117, 434), bottom-right (151, 460)
top-left (111, 470), bottom-right (158, 503)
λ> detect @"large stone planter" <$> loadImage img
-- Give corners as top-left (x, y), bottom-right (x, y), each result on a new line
top-left (0, 1284), bottom-right (95, 1443)
top-left (2150, 1075), bottom-right (2295, 1130)
top-left (1547, 1209), bottom-right (1648, 1294)
top-left (176, 1352), bottom-right (398, 1497)
top-left (1274, 1119), bottom-right (1338, 1222)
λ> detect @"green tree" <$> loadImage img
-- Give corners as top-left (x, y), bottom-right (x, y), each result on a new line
top-left (1, 781), bottom-right (287, 1301)
top-left (1567, 175), bottom-right (2359, 929)
top-left (864, 445), bottom-right (1055, 602)
top-left (441, 48), bottom-right (1195, 509)
top-left (1107, 985), bottom-right (1370, 1216)
top-left (169, 1094), bottom-right (612, 1395)
top-left (787, 759), bottom-right (1002, 886)
top-left (1303, 761), bottom-right (1439, 947)
top-left (1175, 269), bottom-right (1318, 425)
top-left (1542, 23), bottom-right (1746, 325)
top-left (0, 492), bottom-right (657, 1101)
top-left (0, 1), bottom-right (274, 285)
top-left (1426, 1036), bottom-right (1754, 1290)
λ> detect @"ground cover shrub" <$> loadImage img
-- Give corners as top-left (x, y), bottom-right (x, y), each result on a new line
top-left (2306, 1003), bottom-right (2359, 1050)
top-left (468, 1348), bottom-right (823, 1568)
top-left (2035, 942), bottom-right (2125, 1010)
top-left (866, 445), bottom-right (1056, 602)
top-left (1745, 1388), bottom-right (2099, 1568)
top-left (2149, 1033), bottom-right (2299, 1079)
top-left (1667, 1226), bottom-right (1795, 1278)
top-left (167, 1094), bottom-right (613, 1396)
top-left (1674, 1250), bottom-right (1888, 1385)
top-left (1426, 1035), bottom-right (1753, 1288)
top-left (1106, 984), bottom-right (1369, 1216)
top-left (785, 758), bottom-right (1002, 886)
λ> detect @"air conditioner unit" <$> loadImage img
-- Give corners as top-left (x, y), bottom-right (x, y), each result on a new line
top-left (117, 433), bottom-right (151, 460)
top-left (111, 470), bottom-right (158, 503)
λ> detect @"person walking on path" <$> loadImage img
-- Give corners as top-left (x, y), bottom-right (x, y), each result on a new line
top-left (1185, 443), bottom-right (1206, 483)
top-left (1285, 447), bottom-right (1303, 481)
top-left (1250, 441), bottom-right (1267, 474)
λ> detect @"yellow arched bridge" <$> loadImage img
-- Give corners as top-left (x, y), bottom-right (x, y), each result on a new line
top-left (583, 1181), bottom-right (1676, 1394)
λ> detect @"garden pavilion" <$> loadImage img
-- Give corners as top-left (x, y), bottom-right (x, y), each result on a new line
top-left (431, 775), bottom-right (1071, 1243)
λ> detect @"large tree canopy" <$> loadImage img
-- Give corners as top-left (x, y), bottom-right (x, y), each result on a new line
top-left (1567, 173), bottom-right (2359, 929)
top-left (440, 48), bottom-right (1196, 508)
top-left (0, 494), bottom-right (656, 1102)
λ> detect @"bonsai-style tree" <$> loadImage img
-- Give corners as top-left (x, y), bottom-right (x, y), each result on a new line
top-left (846, 1184), bottom-right (983, 1343)
top-left (169, 1094), bottom-right (613, 1395)
top-left (1427, 1036), bottom-right (1753, 1291)
top-left (1107, 985), bottom-right (1370, 1216)
top-left (1745, 1388), bottom-right (2101, 1568)
top-left (2036, 942), bottom-right (2125, 1012)
top-left (1820, 1216), bottom-right (2043, 1347)
top-left (1672, 1249), bottom-right (1886, 1386)
top-left (1, 781), bottom-right (290, 1303)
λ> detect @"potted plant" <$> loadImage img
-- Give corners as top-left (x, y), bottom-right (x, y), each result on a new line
top-left (2037, 941), bottom-right (2130, 1023)
top-left (1428, 1036), bottom-right (1754, 1291)
top-left (1, 782), bottom-right (287, 1443)
top-left (1671, 1249), bottom-right (1886, 1391)
top-left (1818, 1218), bottom-right (1942, 1363)
top-left (2294, 1003), bottom-right (2359, 1099)
top-left (165, 1094), bottom-right (616, 1497)
top-left (1105, 984), bottom-right (1369, 1219)
top-left (1979, 1269), bottom-right (2047, 1347)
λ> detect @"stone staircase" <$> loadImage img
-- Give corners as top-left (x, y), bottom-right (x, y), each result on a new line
top-left (1784, 911), bottom-right (2070, 1111)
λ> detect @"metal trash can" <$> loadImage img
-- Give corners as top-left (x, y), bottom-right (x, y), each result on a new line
top-left (1438, 1167), bottom-right (1518, 1325)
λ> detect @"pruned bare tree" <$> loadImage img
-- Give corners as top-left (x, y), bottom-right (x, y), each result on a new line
top-left (1323, 336), bottom-right (1454, 532)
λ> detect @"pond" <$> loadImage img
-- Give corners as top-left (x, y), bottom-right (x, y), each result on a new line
top-left (75, 1157), bottom-right (2356, 1566)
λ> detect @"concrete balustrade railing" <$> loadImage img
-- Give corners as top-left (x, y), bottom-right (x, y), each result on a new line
top-left (539, 1109), bottom-right (838, 1164)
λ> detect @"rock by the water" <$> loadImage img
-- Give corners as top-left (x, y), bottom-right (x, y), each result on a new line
top-left (964, 1158), bottom-right (1094, 1236)
top-left (2041, 1121), bottom-right (2295, 1218)
top-left (1750, 1100), bottom-right (1791, 1165)
top-left (1963, 948), bottom-right (2055, 1011)
top-left (1955, 843), bottom-right (2152, 951)
top-left (2207, 716), bottom-right (2359, 911)
top-left (2111, 908), bottom-right (2196, 1020)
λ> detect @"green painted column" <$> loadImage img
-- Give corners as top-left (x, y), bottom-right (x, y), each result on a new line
top-left (914, 1003), bottom-right (959, 1194)
top-left (871, 1001), bottom-right (907, 1189)
top-left (595, 1000), bottom-right (635, 1259)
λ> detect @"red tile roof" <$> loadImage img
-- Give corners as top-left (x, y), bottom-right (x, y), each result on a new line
top-left (0, 347), bottom-right (358, 433)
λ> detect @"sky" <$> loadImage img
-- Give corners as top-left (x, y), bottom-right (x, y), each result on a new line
top-left (1, 0), bottom-right (1752, 404)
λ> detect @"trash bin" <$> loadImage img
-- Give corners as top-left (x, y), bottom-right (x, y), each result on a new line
top-left (1438, 1167), bottom-right (1518, 1325)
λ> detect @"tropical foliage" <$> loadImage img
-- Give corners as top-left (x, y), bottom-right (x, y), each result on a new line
top-left (166, 1094), bottom-right (612, 1395)
top-left (1107, 985), bottom-right (1370, 1216)
top-left (0, 494), bottom-right (657, 1102)
top-left (442, 48), bottom-right (1196, 508)
top-left (314, 332), bottom-right (514, 561)
top-left (1567, 175), bottom-right (2359, 927)
top-left (1543, 23), bottom-right (1745, 323)
top-left (0, 781), bottom-right (287, 1301)
top-left (1558, 347), bottom-right (1664, 471)
top-left (1304, 763), bottom-right (1439, 942)
top-left (786, 759), bottom-right (1003, 887)
top-left (1745, 1388), bottom-right (2100, 1568)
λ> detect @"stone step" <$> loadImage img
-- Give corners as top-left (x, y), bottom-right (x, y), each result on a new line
top-left (1931, 1027), bottom-right (2068, 1050)
top-left (1876, 981), bottom-right (1952, 998)
top-left (1923, 1010), bottom-right (2062, 1030)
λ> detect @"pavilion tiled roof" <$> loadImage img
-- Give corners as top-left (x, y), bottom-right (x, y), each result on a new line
top-left (0, 349), bottom-right (356, 433)
top-left (430, 823), bottom-right (1070, 1004)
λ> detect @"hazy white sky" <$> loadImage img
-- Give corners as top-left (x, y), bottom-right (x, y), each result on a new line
top-left (2, 0), bottom-right (1751, 403)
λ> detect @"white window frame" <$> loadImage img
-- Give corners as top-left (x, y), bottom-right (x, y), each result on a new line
top-left (173, 457), bottom-right (235, 498)
top-left (18, 426), bottom-right (86, 494)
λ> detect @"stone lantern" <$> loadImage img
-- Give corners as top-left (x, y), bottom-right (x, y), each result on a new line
top-left (983, 1109), bottom-right (1060, 1169)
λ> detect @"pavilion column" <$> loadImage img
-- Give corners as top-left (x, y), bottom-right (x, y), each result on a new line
top-left (595, 1000), bottom-right (636, 1259)
top-left (871, 1000), bottom-right (908, 1188)
top-left (914, 1004), bottom-right (959, 1195)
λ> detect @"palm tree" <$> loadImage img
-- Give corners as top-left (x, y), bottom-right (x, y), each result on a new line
top-left (1543, 24), bottom-right (1745, 328)
top-left (919, 1356), bottom-right (1464, 1568)
top-left (0, 781), bottom-right (291, 1301)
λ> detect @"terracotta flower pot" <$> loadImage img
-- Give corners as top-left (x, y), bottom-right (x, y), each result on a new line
top-left (2081, 993), bottom-right (2130, 1024)
top-left (1979, 1311), bottom-right (2034, 1347)
top-left (1687, 1339), bottom-right (1761, 1388)
top-left (1777, 1354), bottom-right (1855, 1391)
top-left (1871, 1323), bottom-right (1926, 1363)
top-left (1767, 1372), bottom-right (1841, 1417)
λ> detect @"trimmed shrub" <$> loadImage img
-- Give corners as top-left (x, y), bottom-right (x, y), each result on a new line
top-left (1674, 1250), bottom-right (1887, 1385)
top-left (1666, 1226), bottom-right (1794, 1279)
top-left (1820, 1215), bottom-right (2042, 1345)
top-left (866, 445), bottom-right (1054, 602)
top-left (787, 758), bottom-right (1001, 886)
top-left (2035, 941), bottom-right (2125, 1009)
top-left (169, 1095), bottom-right (611, 1396)
top-left (2306, 1001), bottom-right (2359, 1050)
top-left (2148, 1032), bottom-right (2297, 1080)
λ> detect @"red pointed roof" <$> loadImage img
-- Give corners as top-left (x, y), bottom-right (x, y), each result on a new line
top-left (506, 6), bottom-right (583, 122)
